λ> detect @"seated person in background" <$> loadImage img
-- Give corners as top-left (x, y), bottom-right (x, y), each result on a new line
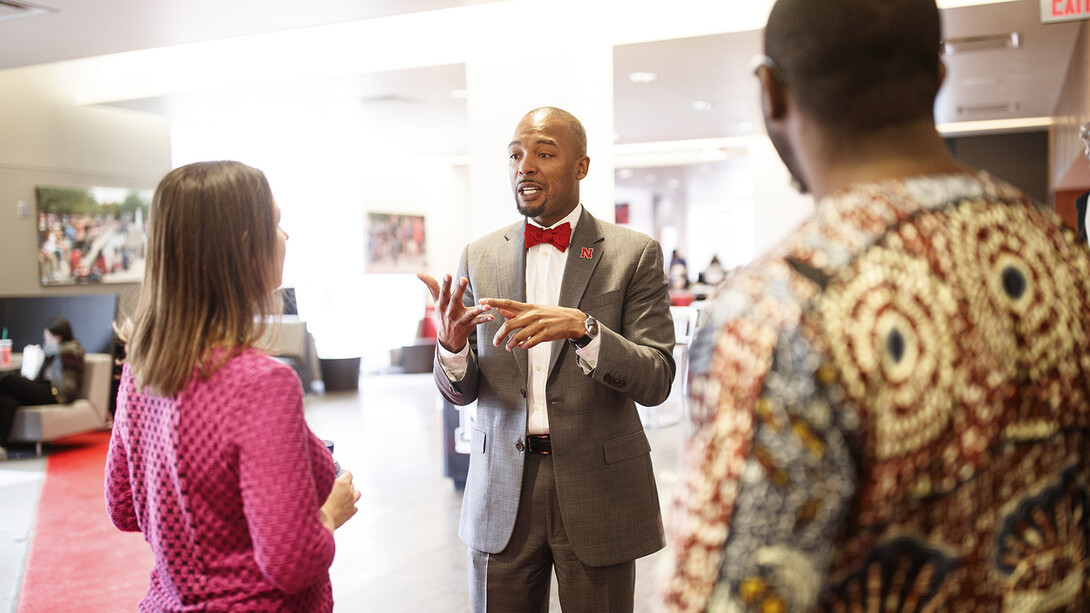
top-left (663, 0), bottom-right (1090, 610)
top-left (0, 316), bottom-right (84, 460)
top-left (701, 254), bottom-right (725, 287)
top-left (106, 160), bottom-right (360, 612)
top-left (1075, 120), bottom-right (1090, 245)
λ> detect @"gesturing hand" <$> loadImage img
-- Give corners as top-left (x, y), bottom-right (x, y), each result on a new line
top-left (481, 298), bottom-right (586, 351)
top-left (417, 273), bottom-right (493, 353)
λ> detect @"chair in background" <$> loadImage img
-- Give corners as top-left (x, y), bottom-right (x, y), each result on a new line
top-left (8, 353), bottom-right (114, 455)
top-left (640, 305), bottom-right (700, 429)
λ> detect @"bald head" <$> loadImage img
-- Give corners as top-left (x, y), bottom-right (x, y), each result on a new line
top-left (523, 107), bottom-right (588, 158)
top-left (765, 0), bottom-right (942, 136)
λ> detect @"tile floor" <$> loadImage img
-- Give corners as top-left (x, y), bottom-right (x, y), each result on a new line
top-left (0, 371), bottom-right (689, 612)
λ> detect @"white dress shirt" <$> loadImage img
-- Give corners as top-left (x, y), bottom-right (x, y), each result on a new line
top-left (438, 204), bottom-right (601, 435)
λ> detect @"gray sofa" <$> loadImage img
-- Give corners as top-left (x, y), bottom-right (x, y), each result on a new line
top-left (9, 352), bottom-right (114, 455)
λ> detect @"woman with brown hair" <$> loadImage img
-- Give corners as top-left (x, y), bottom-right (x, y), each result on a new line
top-left (106, 161), bottom-right (359, 611)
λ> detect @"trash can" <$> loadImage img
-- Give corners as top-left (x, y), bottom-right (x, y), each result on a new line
top-left (319, 357), bottom-right (360, 392)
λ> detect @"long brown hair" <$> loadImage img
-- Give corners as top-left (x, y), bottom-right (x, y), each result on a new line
top-left (123, 161), bottom-right (281, 397)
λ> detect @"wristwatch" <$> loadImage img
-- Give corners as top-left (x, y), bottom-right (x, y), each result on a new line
top-left (570, 314), bottom-right (599, 349)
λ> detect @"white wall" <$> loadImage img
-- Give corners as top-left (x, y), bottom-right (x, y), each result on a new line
top-left (172, 104), bottom-right (472, 366)
top-left (613, 143), bottom-right (813, 285)
top-left (614, 184), bottom-right (655, 236)
top-left (750, 137), bottom-right (814, 256)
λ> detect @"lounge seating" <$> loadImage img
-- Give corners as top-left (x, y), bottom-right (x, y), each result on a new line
top-left (8, 353), bottom-right (114, 455)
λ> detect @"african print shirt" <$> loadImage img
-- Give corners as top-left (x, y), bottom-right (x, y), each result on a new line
top-left (663, 171), bottom-right (1090, 612)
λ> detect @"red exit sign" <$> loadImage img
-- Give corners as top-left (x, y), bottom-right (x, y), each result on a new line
top-left (1042, 0), bottom-right (1090, 22)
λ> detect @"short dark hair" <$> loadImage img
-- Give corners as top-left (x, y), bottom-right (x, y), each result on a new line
top-left (765, 0), bottom-right (942, 135)
top-left (45, 316), bottom-right (74, 343)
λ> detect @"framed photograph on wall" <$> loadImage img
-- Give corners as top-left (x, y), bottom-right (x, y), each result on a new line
top-left (35, 185), bottom-right (152, 286)
top-left (615, 202), bottom-right (630, 224)
top-left (365, 212), bottom-right (426, 274)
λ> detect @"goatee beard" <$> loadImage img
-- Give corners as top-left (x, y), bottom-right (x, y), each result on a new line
top-left (517, 203), bottom-right (545, 218)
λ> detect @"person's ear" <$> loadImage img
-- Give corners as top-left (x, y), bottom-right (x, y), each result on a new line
top-left (757, 66), bottom-right (788, 122)
top-left (576, 156), bottom-right (589, 181)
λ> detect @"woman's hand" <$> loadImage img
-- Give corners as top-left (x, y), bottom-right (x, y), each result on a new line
top-left (320, 471), bottom-right (361, 532)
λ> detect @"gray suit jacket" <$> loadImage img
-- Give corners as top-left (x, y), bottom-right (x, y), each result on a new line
top-left (434, 207), bottom-right (676, 567)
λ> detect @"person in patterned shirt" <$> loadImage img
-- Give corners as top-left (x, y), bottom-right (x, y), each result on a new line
top-left (662, 0), bottom-right (1090, 611)
top-left (106, 161), bottom-right (361, 611)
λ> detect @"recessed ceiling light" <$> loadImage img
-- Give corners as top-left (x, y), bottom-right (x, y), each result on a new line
top-left (629, 72), bottom-right (658, 84)
top-left (941, 32), bottom-right (1020, 55)
top-left (617, 168), bottom-right (634, 179)
top-left (936, 0), bottom-right (1019, 7)
top-left (667, 179), bottom-right (681, 189)
top-left (692, 100), bottom-right (713, 111)
top-left (956, 101), bottom-right (1020, 115)
top-left (937, 116), bottom-right (1053, 135)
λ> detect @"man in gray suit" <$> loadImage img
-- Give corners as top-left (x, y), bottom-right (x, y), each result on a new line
top-left (419, 107), bottom-right (675, 611)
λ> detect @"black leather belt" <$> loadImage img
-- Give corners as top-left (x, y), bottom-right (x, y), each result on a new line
top-left (526, 434), bottom-right (551, 455)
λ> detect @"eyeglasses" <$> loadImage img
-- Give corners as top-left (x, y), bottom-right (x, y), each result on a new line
top-left (750, 54), bottom-right (787, 86)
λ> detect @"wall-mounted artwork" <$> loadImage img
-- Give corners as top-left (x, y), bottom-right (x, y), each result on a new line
top-left (35, 185), bottom-right (152, 286)
top-left (365, 212), bottom-right (426, 274)
top-left (615, 202), bottom-right (630, 224)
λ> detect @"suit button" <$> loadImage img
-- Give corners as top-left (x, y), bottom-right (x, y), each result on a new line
top-left (515, 441), bottom-right (525, 452)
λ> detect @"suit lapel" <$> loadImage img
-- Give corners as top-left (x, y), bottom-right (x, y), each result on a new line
top-left (501, 221), bottom-right (529, 376)
top-left (551, 208), bottom-right (604, 373)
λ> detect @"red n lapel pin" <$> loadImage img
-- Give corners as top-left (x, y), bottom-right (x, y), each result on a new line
top-left (580, 247), bottom-right (594, 259)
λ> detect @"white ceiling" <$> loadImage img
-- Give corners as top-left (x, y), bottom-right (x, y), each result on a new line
top-left (0, 0), bottom-right (502, 71)
top-left (0, 0), bottom-right (1083, 184)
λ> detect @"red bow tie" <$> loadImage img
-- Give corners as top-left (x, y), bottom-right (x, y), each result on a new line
top-left (525, 222), bottom-right (572, 252)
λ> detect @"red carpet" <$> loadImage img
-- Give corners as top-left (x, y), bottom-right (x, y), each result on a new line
top-left (17, 431), bottom-right (152, 612)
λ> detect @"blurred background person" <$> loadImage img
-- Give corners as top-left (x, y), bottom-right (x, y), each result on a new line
top-left (0, 316), bottom-right (84, 461)
top-left (701, 255), bottom-right (725, 287)
top-left (1075, 120), bottom-right (1090, 245)
top-left (106, 161), bottom-right (360, 611)
top-left (663, 0), bottom-right (1090, 610)
top-left (669, 249), bottom-right (689, 290)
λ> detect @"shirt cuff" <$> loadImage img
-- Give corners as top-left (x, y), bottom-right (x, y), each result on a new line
top-left (436, 341), bottom-right (469, 382)
top-left (574, 333), bottom-right (601, 375)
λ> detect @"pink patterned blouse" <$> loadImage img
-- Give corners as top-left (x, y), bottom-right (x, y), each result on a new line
top-left (106, 349), bottom-right (337, 612)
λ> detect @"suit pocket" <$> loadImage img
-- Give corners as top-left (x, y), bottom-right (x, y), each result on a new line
top-left (579, 289), bottom-right (624, 311)
top-left (602, 431), bottom-right (651, 464)
top-left (472, 427), bottom-right (486, 454)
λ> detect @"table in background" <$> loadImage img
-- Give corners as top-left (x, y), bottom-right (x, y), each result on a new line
top-left (0, 353), bottom-right (22, 374)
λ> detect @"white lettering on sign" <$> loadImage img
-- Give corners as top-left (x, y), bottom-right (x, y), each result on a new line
top-left (1042, 0), bottom-right (1090, 23)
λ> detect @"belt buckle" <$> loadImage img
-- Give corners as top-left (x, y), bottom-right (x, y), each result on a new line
top-left (527, 434), bottom-right (550, 455)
